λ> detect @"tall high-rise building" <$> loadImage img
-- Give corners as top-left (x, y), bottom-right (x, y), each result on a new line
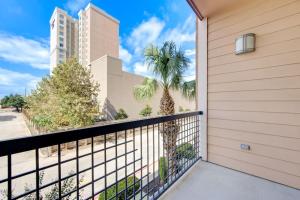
top-left (49, 8), bottom-right (78, 72)
top-left (78, 4), bottom-right (119, 67)
top-left (49, 3), bottom-right (119, 72)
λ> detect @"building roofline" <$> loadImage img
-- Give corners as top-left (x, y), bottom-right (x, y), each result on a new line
top-left (82, 3), bottom-right (120, 24)
top-left (49, 7), bottom-right (77, 23)
top-left (186, 0), bottom-right (204, 20)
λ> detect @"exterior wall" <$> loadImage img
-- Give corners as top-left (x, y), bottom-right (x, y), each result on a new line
top-left (79, 4), bottom-right (119, 66)
top-left (50, 8), bottom-right (78, 72)
top-left (202, 0), bottom-right (300, 189)
top-left (91, 55), bottom-right (195, 120)
top-left (50, 3), bottom-right (118, 70)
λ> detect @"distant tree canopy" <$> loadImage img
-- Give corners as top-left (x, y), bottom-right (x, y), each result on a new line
top-left (26, 59), bottom-right (100, 131)
top-left (0, 94), bottom-right (25, 112)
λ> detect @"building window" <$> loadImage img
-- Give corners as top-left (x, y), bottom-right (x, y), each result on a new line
top-left (59, 49), bottom-right (64, 53)
top-left (59, 14), bottom-right (64, 19)
top-left (59, 54), bottom-right (64, 59)
top-left (59, 43), bottom-right (63, 48)
top-left (59, 19), bottom-right (64, 25)
top-left (59, 37), bottom-right (63, 42)
top-left (59, 31), bottom-right (64, 36)
top-left (51, 19), bottom-right (55, 29)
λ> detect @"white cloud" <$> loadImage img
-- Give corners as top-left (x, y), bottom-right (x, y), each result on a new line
top-left (119, 45), bottom-right (132, 64)
top-left (185, 49), bottom-right (195, 56)
top-left (183, 57), bottom-right (196, 81)
top-left (0, 33), bottom-right (49, 70)
top-left (65, 0), bottom-right (89, 14)
top-left (161, 15), bottom-right (195, 45)
top-left (133, 62), bottom-right (151, 77)
top-left (124, 12), bottom-right (196, 79)
top-left (122, 65), bottom-right (130, 72)
top-left (0, 67), bottom-right (41, 97)
top-left (127, 17), bottom-right (165, 54)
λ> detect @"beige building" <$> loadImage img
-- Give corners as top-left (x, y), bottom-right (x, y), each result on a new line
top-left (189, 0), bottom-right (300, 189)
top-left (49, 3), bottom-right (195, 120)
top-left (49, 3), bottom-right (119, 70)
top-left (49, 8), bottom-right (78, 72)
top-left (78, 4), bottom-right (119, 66)
top-left (90, 55), bottom-right (195, 120)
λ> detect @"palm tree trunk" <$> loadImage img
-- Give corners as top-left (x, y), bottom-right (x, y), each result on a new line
top-left (160, 88), bottom-right (179, 177)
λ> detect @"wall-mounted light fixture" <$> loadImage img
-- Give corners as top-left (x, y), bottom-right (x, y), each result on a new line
top-left (235, 33), bottom-right (256, 55)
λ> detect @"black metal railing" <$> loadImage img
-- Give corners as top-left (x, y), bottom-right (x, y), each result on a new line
top-left (0, 111), bottom-right (202, 200)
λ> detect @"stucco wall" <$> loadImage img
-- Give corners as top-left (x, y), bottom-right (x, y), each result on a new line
top-left (89, 6), bottom-right (119, 63)
top-left (91, 55), bottom-right (195, 120)
top-left (202, 0), bottom-right (300, 189)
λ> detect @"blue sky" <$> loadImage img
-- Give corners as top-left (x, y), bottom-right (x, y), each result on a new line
top-left (0, 0), bottom-right (196, 98)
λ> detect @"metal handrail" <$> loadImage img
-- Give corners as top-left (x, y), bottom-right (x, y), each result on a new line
top-left (0, 111), bottom-right (202, 156)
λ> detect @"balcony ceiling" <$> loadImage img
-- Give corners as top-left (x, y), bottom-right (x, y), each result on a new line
top-left (187, 0), bottom-right (245, 19)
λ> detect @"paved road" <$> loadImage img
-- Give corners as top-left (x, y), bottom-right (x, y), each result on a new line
top-left (0, 109), bottom-right (30, 140)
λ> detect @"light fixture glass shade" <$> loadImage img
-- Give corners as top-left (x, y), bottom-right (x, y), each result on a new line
top-left (235, 33), bottom-right (256, 55)
top-left (235, 37), bottom-right (244, 54)
top-left (246, 35), bottom-right (255, 49)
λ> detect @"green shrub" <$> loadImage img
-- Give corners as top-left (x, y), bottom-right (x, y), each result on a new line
top-left (115, 108), bottom-right (128, 120)
top-left (178, 106), bottom-right (184, 112)
top-left (98, 176), bottom-right (140, 200)
top-left (139, 104), bottom-right (152, 117)
top-left (176, 143), bottom-right (196, 160)
top-left (159, 157), bottom-right (168, 184)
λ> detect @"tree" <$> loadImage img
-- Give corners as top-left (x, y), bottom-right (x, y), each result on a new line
top-left (10, 94), bottom-right (26, 112)
top-left (139, 104), bottom-right (152, 117)
top-left (0, 94), bottom-right (25, 112)
top-left (0, 95), bottom-right (11, 107)
top-left (133, 41), bottom-right (190, 172)
top-left (26, 58), bottom-right (100, 131)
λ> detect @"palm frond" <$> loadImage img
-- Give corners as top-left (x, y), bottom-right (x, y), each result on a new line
top-left (182, 80), bottom-right (196, 100)
top-left (144, 41), bottom-right (190, 90)
top-left (133, 78), bottom-right (158, 101)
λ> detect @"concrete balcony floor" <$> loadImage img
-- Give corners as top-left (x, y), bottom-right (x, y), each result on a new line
top-left (161, 161), bottom-right (300, 200)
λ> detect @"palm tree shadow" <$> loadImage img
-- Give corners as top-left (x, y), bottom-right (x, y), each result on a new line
top-left (103, 98), bottom-right (117, 120)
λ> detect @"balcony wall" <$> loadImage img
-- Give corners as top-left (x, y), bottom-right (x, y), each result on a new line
top-left (201, 0), bottom-right (300, 189)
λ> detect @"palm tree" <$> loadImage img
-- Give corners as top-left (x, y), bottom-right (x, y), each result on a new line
top-left (133, 41), bottom-right (193, 173)
top-left (182, 80), bottom-right (196, 100)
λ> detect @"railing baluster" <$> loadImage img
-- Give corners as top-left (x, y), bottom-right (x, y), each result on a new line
top-left (91, 137), bottom-right (95, 198)
top-left (162, 122), bottom-right (165, 189)
top-left (104, 134), bottom-right (107, 200)
top-left (7, 154), bottom-right (12, 200)
top-left (125, 130), bottom-right (128, 199)
top-left (58, 144), bottom-right (62, 199)
top-left (35, 149), bottom-right (40, 199)
top-left (140, 126), bottom-right (143, 200)
top-left (133, 128), bottom-right (136, 200)
top-left (157, 122), bottom-right (160, 197)
top-left (76, 140), bottom-right (79, 200)
top-left (115, 132), bottom-right (118, 199)
top-left (146, 125), bottom-right (149, 200)
top-left (152, 124), bottom-right (155, 197)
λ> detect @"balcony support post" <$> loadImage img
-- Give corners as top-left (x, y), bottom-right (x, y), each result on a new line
top-left (196, 17), bottom-right (208, 161)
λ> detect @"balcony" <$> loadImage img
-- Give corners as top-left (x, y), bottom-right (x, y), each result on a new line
top-left (161, 161), bottom-right (300, 200)
top-left (0, 111), bottom-right (202, 200)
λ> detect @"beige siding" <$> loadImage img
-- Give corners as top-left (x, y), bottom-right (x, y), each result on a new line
top-left (206, 0), bottom-right (300, 189)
